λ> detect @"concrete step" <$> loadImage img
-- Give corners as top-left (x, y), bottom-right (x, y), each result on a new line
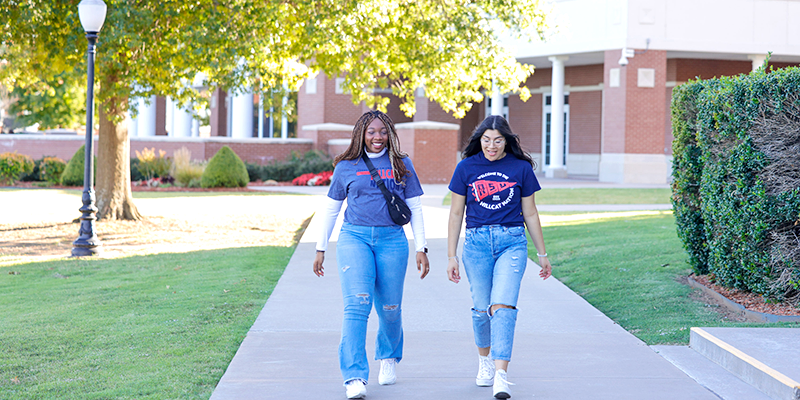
top-left (652, 345), bottom-right (773, 400)
top-left (690, 327), bottom-right (800, 400)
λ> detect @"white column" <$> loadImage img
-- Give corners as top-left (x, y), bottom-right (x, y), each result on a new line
top-left (546, 56), bottom-right (569, 179)
top-left (172, 101), bottom-right (193, 138)
top-left (280, 90), bottom-right (289, 139)
top-left (748, 54), bottom-right (767, 72)
top-left (136, 95), bottom-right (157, 137)
top-left (491, 81), bottom-right (504, 116)
top-left (258, 94), bottom-right (265, 139)
top-left (191, 118), bottom-right (199, 137)
top-left (230, 89), bottom-right (254, 139)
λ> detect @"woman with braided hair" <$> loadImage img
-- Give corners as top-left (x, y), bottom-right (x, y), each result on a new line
top-left (313, 110), bottom-right (430, 399)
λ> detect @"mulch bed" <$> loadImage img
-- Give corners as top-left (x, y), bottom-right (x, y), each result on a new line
top-left (691, 274), bottom-right (800, 316)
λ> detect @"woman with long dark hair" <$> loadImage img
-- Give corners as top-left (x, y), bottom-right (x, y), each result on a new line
top-left (314, 110), bottom-right (430, 399)
top-left (446, 115), bottom-right (552, 399)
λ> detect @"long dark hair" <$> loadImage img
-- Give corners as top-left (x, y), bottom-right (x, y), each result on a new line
top-left (462, 115), bottom-right (535, 167)
top-left (333, 110), bottom-right (410, 182)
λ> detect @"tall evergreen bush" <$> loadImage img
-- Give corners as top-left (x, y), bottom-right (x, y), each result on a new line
top-left (61, 145), bottom-right (95, 186)
top-left (671, 66), bottom-right (800, 304)
top-left (200, 146), bottom-right (249, 188)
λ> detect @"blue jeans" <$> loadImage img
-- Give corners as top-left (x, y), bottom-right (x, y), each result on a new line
top-left (462, 224), bottom-right (528, 361)
top-left (336, 222), bottom-right (409, 384)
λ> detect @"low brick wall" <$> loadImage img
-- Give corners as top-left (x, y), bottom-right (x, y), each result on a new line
top-left (0, 128), bottom-right (457, 183)
top-left (0, 134), bottom-right (313, 165)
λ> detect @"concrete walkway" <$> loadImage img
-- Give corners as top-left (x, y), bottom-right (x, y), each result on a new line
top-left (209, 182), bottom-right (732, 399)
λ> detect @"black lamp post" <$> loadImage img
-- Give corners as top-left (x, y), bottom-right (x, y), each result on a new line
top-left (72, 0), bottom-right (107, 257)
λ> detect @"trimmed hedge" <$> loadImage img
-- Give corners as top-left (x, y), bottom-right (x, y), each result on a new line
top-left (671, 66), bottom-right (800, 304)
top-left (200, 146), bottom-right (249, 188)
top-left (39, 156), bottom-right (67, 185)
top-left (61, 145), bottom-right (96, 186)
top-left (0, 152), bottom-right (34, 185)
top-left (245, 150), bottom-right (333, 182)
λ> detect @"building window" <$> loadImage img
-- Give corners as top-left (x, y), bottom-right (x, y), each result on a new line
top-left (256, 89), bottom-right (297, 139)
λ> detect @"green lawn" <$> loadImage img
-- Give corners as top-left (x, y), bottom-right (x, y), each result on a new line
top-left (535, 211), bottom-right (799, 345)
top-left (0, 246), bottom-right (292, 399)
top-left (443, 188), bottom-right (672, 206)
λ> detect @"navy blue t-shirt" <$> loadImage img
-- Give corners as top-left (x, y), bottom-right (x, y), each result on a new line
top-left (328, 153), bottom-right (423, 226)
top-left (448, 152), bottom-right (540, 228)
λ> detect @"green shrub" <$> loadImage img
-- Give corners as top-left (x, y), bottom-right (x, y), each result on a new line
top-left (130, 158), bottom-right (145, 182)
top-left (134, 147), bottom-right (171, 180)
top-left (19, 158), bottom-right (43, 182)
top-left (61, 145), bottom-right (95, 186)
top-left (200, 146), bottom-right (249, 188)
top-left (39, 156), bottom-right (67, 185)
top-left (0, 152), bottom-right (34, 185)
top-left (671, 65), bottom-right (800, 304)
top-left (671, 81), bottom-right (710, 275)
top-left (245, 150), bottom-right (333, 182)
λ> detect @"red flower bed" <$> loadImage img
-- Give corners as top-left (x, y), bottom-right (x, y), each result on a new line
top-left (292, 171), bottom-right (333, 186)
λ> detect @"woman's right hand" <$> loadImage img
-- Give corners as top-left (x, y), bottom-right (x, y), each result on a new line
top-left (447, 257), bottom-right (460, 283)
top-left (313, 251), bottom-right (325, 277)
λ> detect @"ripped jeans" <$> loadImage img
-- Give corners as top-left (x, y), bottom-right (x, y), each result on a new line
top-left (336, 222), bottom-right (409, 384)
top-left (462, 224), bottom-right (528, 361)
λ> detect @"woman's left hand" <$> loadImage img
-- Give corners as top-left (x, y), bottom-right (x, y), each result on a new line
top-left (538, 256), bottom-right (552, 280)
top-left (416, 252), bottom-right (430, 279)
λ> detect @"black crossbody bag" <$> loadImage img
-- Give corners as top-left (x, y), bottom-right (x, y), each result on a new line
top-left (361, 152), bottom-right (412, 226)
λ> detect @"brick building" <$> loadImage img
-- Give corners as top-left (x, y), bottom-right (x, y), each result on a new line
top-left (295, 0), bottom-right (800, 184)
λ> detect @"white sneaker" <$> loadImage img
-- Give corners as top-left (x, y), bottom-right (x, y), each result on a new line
top-left (345, 379), bottom-right (367, 399)
top-left (378, 358), bottom-right (397, 385)
top-left (493, 369), bottom-right (514, 399)
top-left (476, 355), bottom-right (495, 386)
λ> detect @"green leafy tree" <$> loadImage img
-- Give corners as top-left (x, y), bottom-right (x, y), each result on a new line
top-left (1, 0), bottom-right (549, 220)
top-left (8, 72), bottom-right (85, 130)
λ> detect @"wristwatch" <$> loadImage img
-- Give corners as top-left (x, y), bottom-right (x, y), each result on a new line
top-left (418, 247), bottom-right (428, 254)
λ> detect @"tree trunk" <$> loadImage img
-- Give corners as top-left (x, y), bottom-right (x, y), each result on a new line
top-left (96, 97), bottom-right (142, 221)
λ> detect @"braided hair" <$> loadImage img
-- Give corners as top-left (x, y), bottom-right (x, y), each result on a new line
top-left (462, 115), bottom-right (535, 167)
top-left (334, 110), bottom-right (410, 183)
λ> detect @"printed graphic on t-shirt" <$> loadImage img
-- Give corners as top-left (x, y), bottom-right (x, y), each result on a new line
top-left (468, 171), bottom-right (517, 210)
top-left (357, 169), bottom-right (401, 190)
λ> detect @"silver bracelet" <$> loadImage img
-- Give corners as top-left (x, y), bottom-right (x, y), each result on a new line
top-left (448, 256), bottom-right (458, 260)
top-left (537, 253), bottom-right (548, 257)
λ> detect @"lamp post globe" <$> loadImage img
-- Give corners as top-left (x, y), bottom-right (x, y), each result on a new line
top-left (72, 0), bottom-right (107, 257)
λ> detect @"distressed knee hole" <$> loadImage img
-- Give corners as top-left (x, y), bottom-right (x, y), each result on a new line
top-left (383, 304), bottom-right (398, 311)
top-left (356, 293), bottom-right (370, 304)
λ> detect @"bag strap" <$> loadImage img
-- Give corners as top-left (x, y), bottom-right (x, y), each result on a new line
top-left (361, 152), bottom-right (396, 204)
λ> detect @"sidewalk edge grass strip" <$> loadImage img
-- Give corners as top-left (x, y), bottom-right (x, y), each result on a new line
top-left (0, 246), bottom-right (293, 399)
top-left (532, 211), bottom-right (799, 345)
